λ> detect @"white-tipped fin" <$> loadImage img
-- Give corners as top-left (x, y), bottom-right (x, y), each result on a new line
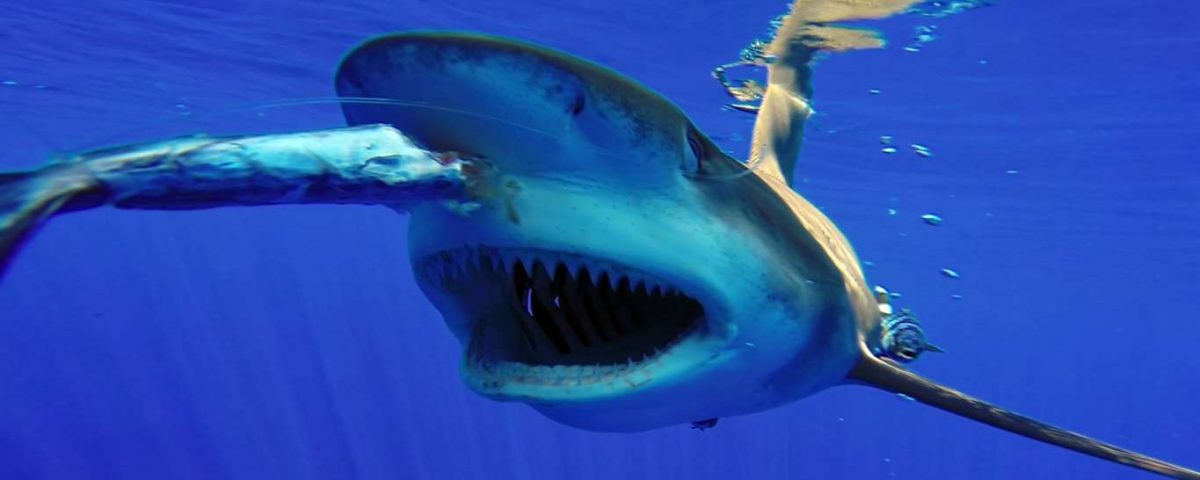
top-left (849, 354), bottom-right (1200, 479)
top-left (0, 164), bottom-right (103, 278)
top-left (749, 0), bottom-right (919, 185)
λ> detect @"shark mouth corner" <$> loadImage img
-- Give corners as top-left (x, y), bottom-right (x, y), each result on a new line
top-left (418, 246), bottom-right (713, 393)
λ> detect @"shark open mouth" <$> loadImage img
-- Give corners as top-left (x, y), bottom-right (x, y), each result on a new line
top-left (419, 247), bottom-right (708, 386)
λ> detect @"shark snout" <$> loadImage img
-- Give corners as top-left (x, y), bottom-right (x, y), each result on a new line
top-left (336, 32), bottom-right (699, 180)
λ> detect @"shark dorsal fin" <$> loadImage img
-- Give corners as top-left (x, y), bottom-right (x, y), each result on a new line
top-left (850, 354), bottom-right (1200, 479)
top-left (748, 0), bottom-right (920, 185)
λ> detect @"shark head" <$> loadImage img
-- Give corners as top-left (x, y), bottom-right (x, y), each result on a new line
top-left (335, 32), bottom-right (866, 431)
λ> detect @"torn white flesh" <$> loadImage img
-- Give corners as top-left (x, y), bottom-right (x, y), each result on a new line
top-left (419, 247), bottom-right (710, 386)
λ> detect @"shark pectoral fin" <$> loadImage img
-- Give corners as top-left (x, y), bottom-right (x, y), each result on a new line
top-left (849, 355), bottom-right (1200, 479)
top-left (0, 164), bottom-right (105, 278)
top-left (0, 125), bottom-right (476, 279)
top-left (749, 0), bottom-right (920, 186)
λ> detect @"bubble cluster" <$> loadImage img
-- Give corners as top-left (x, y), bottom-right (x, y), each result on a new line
top-left (904, 25), bottom-right (940, 52)
top-left (908, 0), bottom-right (994, 18)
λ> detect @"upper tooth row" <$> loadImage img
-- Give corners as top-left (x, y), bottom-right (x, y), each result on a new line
top-left (428, 248), bottom-right (677, 296)
top-left (511, 254), bottom-right (674, 297)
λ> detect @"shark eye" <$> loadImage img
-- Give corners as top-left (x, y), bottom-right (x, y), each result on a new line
top-left (687, 136), bottom-right (704, 159)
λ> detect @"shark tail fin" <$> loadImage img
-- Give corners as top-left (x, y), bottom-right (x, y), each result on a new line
top-left (849, 355), bottom-right (1200, 479)
top-left (0, 164), bottom-right (104, 278)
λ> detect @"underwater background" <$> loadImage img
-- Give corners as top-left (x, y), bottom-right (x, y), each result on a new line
top-left (1, 0), bottom-right (1198, 478)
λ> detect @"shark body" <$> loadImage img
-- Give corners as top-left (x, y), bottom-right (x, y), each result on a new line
top-left (330, 30), bottom-right (1198, 479)
top-left (0, 1), bottom-right (1195, 477)
top-left (336, 31), bottom-right (869, 430)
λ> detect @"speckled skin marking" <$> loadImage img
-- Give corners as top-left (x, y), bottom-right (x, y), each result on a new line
top-left (336, 32), bottom-right (690, 164)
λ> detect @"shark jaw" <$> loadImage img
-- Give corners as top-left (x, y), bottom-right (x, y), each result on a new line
top-left (415, 246), bottom-right (734, 404)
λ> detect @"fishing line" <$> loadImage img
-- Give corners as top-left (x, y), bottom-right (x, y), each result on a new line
top-left (61, 95), bottom-right (767, 182)
top-left (67, 96), bottom-right (564, 153)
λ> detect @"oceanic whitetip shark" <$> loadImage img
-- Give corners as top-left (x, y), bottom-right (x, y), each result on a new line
top-left (0, 0), bottom-right (1195, 477)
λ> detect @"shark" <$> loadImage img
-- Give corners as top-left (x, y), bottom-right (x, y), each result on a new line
top-left (0, 0), bottom-right (1195, 477)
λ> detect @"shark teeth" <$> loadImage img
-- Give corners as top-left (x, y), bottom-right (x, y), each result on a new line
top-left (423, 245), bottom-right (706, 381)
top-left (425, 246), bottom-right (678, 300)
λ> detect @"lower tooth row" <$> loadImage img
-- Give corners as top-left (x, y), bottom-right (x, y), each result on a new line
top-left (477, 355), bottom-right (666, 385)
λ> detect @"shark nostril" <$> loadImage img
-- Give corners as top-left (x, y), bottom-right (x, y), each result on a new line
top-left (570, 92), bottom-right (586, 116)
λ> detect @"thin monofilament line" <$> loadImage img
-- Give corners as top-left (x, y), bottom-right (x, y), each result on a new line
top-left (63, 96), bottom-right (560, 154)
top-left (63, 96), bottom-right (765, 181)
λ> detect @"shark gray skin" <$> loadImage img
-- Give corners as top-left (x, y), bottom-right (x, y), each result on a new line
top-left (336, 31), bottom-right (870, 428)
top-left (0, 6), bottom-right (1196, 480)
top-left (338, 31), bottom-right (861, 425)
top-left (334, 29), bottom-right (1197, 480)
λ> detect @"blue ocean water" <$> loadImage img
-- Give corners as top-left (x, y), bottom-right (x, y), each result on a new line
top-left (1, 0), bottom-right (1198, 478)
